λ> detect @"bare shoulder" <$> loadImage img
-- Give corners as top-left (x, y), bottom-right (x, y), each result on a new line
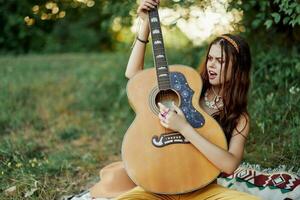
top-left (234, 112), bottom-right (250, 138)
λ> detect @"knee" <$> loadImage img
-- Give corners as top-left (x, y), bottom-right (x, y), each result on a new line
top-left (114, 187), bottom-right (155, 200)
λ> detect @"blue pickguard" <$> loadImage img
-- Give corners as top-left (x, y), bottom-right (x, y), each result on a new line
top-left (170, 72), bottom-right (205, 128)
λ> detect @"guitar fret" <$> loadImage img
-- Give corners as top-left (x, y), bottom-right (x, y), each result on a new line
top-left (153, 40), bottom-right (162, 45)
top-left (158, 76), bottom-right (170, 83)
top-left (152, 29), bottom-right (160, 34)
top-left (153, 44), bottom-right (164, 49)
top-left (157, 73), bottom-right (169, 78)
top-left (157, 71), bottom-right (168, 76)
top-left (156, 65), bottom-right (168, 69)
top-left (158, 78), bottom-right (170, 83)
top-left (155, 57), bottom-right (166, 61)
top-left (156, 61), bottom-right (168, 67)
top-left (158, 82), bottom-right (171, 87)
top-left (156, 66), bottom-right (168, 71)
top-left (158, 82), bottom-right (170, 85)
top-left (152, 35), bottom-right (163, 40)
top-left (150, 16), bottom-right (158, 22)
top-left (159, 85), bottom-right (170, 90)
top-left (149, 8), bottom-right (170, 90)
top-left (158, 82), bottom-right (170, 86)
top-left (156, 54), bottom-right (165, 59)
top-left (154, 53), bottom-right (166, 59)
top-left (152, 38), bottom-right (164, 43)
top-left (158, 84), bottom-right (170, 88)
top-left (158, 74), bottom-right (168, 77)
top-left (157, 66), bottom-right (167, 70)
top-left (156, 57), bottom-right (167, 62)
top-left (157, 67), bottom-right (168, 71)
top-left (158, 78), bottom-right (170, 82)
top-left (154, 54), bottom-right (166, 59)
top-left (153, 48), bottom-right (165, 53)
top-left (155, 60), bottom-right (167, 64)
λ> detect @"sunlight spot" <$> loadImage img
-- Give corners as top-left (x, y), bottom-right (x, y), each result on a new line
top-left (24, 16), bottom-right (35, 26)
top-left (32, 5), bottom-right (39, 14)
top-left (131, 0), bottom-right (243, 46)
top-left (58, 11), bottom-right (66, 18)
top-left (112, 17), bottom-right (122, 32)
top-left (87, 0), bottom-right (95, 7)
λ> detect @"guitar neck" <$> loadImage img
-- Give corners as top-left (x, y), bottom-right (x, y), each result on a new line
top-left (148, 7), bottom-right (170, 90)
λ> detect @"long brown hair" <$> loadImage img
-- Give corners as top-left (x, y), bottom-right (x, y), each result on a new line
top-left (199, 34), bottom-right (252, 143)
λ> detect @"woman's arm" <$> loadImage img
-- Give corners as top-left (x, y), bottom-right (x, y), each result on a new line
top-left (125, 21), bottom-right (149, 79)
top-left (125, 0), bottom-right (159, 79)
top-left (180, 114), bottom-right (249, 174)
top-left (158, 102), bottom-right (250, 174)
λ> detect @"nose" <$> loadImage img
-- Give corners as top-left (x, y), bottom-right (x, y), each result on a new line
top-left (208, 59), bottom-right (217, 69)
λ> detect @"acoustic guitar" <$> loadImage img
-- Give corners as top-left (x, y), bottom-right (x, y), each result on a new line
top-left (122, 6), bottom-right (227, 194)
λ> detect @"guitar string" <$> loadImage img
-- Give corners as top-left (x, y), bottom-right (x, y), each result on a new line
top-left (150, 7), bottom-right (169, 134)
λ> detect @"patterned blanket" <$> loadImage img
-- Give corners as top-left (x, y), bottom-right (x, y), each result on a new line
top-left (64, 163), bottom-right (300, 200)
top-left (217, 163), bottom-right (300, 200)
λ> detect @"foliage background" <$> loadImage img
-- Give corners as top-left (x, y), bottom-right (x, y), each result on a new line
top-left (0, 0), bottom-right (299, 199)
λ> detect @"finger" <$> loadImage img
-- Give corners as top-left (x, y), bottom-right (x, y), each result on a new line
top-left (141, 5), bottom-right (150, 11)
top-left (158, 102), bottom-right (169, 113)
top-left (145, 0), bottom-right (158, 6)
top-left (158, 112), bottom-right (169, 121)
top-left (159, 113), bottom-right (170, 123)
top-left (137, 6), bottom-right (147, 13)
top-left (167, 111), bottom-right (174, 118)
top-left (159, 119), bottom-right (169, 128)
top-left (144, 2), bottom-right (155, 9)
top-left (158, 114), bottom-right (167, 124)
top-left (158, 113), bottom-right (165, 121)
top-left (172, 102), bottom-right (179, 111)
top-left (172, 102), bottom-right (184, 115)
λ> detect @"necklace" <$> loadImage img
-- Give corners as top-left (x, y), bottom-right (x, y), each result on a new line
top-left (204, 88), bottom-right (224, 110)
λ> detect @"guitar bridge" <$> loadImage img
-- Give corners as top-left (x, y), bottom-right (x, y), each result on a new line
top-left (152, 132), bottom-right (190, 148)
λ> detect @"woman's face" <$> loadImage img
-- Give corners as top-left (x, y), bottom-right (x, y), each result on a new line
top-left (206, 43), bottom-right (232, 86)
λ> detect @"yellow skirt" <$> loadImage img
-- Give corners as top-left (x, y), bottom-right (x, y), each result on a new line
top-left (115, 183), bottom-right (261, 200)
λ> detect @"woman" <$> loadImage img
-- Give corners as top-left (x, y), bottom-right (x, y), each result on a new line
top-left (115, 0), bottom-right (261, 199)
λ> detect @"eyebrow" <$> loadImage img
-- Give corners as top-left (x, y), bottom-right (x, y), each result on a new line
top-left (208, 55), bottom-right (223, 59)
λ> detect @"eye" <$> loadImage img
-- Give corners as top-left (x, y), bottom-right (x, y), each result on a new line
top-left (217, 58), bottom-right (224, 64)
top-left (208, 55), bottom-right (213, 61)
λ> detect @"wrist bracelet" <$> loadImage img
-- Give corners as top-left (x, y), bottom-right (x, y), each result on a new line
top-left (136, 36), bottom-right (149, 44)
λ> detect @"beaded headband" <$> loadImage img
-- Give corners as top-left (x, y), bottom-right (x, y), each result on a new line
top-left (220, 35), bottom-right (239, 53)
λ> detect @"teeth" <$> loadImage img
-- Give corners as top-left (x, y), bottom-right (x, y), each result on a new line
top-left (209, 71), bottom-right (217, 76)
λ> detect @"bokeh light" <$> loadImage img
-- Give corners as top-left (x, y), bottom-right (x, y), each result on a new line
top-left (24, 16), bottom-right (35, 26)
top-left (131, 0), bottom-right (243, 46)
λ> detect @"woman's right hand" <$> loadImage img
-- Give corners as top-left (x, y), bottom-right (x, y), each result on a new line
top-left (137, 0), bottom-right (160, 21)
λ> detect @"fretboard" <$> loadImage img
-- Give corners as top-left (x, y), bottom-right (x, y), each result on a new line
top-left (148, 7), bottom-right (170, 90)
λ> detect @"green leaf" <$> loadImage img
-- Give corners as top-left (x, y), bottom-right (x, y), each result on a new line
top-left (289, 19), bottom-right (297, 27)
top-left (286, 8), bottom-right (293, 15)
top-left (264, 19), bottom-right (273, 29)
top-left (252, 19), bottom-right (262, 28)
top-left (297, 15), bottom-right (300, 25)
top-left (297, 5), bottom-right (300, 14)
top-left (290, 2), bottom-right (298, 8)
top-left (283, 16), bottom-right (291, 24)
top-left (274, 0), bottom-right (280, 4)
top-left (271, 12), bottom-right (281, 23)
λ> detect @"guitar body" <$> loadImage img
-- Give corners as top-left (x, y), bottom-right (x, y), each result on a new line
top-left (122, 65), bottom-right (228, 194)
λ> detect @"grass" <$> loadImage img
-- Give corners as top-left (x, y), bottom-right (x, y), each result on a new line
top-left (0, 48), bottom-right (299, 199)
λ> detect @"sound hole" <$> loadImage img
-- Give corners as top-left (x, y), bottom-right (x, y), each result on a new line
top-left (155, 89), bottom-right (180, 109)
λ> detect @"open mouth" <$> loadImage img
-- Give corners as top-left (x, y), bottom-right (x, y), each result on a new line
top-left (208, 70), bottom-right (217, 79)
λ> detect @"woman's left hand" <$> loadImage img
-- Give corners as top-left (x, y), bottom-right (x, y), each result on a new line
top-left (158, 102), bottom-right (189, 132)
